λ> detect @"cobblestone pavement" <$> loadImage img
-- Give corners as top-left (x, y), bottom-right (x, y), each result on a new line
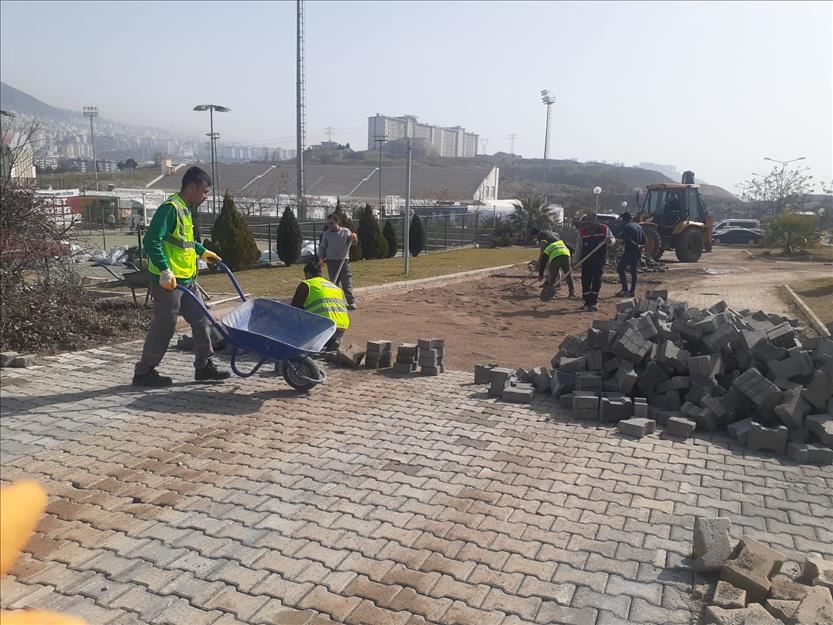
top-left (2, 342), bottom-right (832, 625)
top-left (671, 248), bottom-right (833, 319)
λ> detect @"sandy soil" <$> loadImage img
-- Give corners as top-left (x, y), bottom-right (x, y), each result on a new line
top-left (343, 266), bottom-right (670, 371)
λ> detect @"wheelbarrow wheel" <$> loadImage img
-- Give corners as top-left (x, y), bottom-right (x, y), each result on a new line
top-left (283, 356), bottom-right (323, 391)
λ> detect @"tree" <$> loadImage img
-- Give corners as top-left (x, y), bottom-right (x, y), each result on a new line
top-left (409, 214), bottom-right (425, 256)
top-left (510, 196), bottom-right (553, 244)
top-left (125, 158), bottom-right (137, 176)
top-left (766, 212), bottom-right (820, 255)
top-left (382, 220), bottom-right (398, 258)
top-left (493, 219), bottom-right (516, 247)
top-left (277, 205), bottom-right (302, 266)
top-left (334, 198), bottom-right (362, 261)
top-left (211, 192), bottom-right (260, 270)
top-left (357, 203), bottom-right (388, 260)
top-left (737, 164), bottom-right (815, 217)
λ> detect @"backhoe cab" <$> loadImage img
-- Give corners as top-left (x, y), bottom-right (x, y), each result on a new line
top-left (636, 171), bottom-right (713, 262)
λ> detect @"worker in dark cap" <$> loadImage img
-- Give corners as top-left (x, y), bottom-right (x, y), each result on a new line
top-left (290, 261), bottom-right (350, 351)
top-left (615, 212), bottom-right (646, 297)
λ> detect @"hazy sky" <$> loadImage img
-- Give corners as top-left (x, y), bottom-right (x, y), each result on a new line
top-left (2, 0), bottom-right (831, 191)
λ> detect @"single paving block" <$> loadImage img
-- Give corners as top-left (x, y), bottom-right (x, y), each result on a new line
top-left (704, 603), bottom-right (779, 625)
top-left (803, 557), bottom-right (833, 591)
top-left (764, 599), bottom-right (799, 622)
top-left (790, 585), bottom-right (833, 625)
top-left (721, 537), bottom-right (785, 603)
top-left (550, 370), bottom-right (575, 397)
top-left (474, 363), bottom-right (498, 384)
top-left (768, 322), bottom-right (796, 348)
top-left (769, 574), bottom-right (809, 601)
top-left (786, 443), bottom-right (833, 466)
top-left (746, 423), bottom-right (789, 456)
top-left (712, 580), bottom-right (746, 609)
top-left (727, 418), bottom-right (757, 445)
top-left (615, 361), bottom-right (638, 394)
top-left (666, 416), bottom-right (696, 438)
top-left (774, 387), bottom-right (811, 430)
top-left (633, 397), bottom-right (649, 418)
top-left (575, 372), bottom-right (603, 392)
top-left (559, 355), bottom-right (588, 373)
top-left (503, 384), bottom-right (535, 404)
top-left (694, 517), bottom-right (734, 573)
top-left (803, 372), bottom-right (833, 410)
top-left (488, 367), bottom-right (515, 397)
top-left (689, 354), bottom-right (723, 378)
top-left (733, 368), bottom-right (784, 412)
top-left (806, 413), bottom-right (833, 447)
top-left (600, 396), bottom-right (633, 423)
top-left (617, 418), bottom-right (656, 438)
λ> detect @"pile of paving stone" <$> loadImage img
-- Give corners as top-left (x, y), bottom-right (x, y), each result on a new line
top-left (367, 338), bottom-right (446, 376)
top-left (0, 352), bottom-right (35, 368)
top-left (474, 290), bottom-right (833, 464)
top-left (693, 518), bottom-right (833, 624)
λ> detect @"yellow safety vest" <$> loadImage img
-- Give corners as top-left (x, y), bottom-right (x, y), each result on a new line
top-left (147, 193), bottom-right (198, 279)
top-left (303, 276), bottom-right (350, 330)
top-left (544, 239), bottom-right (570, 261)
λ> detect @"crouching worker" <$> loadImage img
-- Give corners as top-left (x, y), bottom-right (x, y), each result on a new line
top-left (133, 166), bottom-right (230, 387)
top-left (536, 233), bottom-right (576, 299)
top-left (291, 262), bottom-right (350, 352)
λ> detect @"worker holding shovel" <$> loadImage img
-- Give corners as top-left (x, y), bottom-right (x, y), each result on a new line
top-left (575, 213), bottom-right (615, 311)
top-left (319, 213), bottom-right (358, 310)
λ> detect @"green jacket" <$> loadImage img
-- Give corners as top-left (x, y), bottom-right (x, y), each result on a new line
top-left (143, 200), bottom-right (206, 284)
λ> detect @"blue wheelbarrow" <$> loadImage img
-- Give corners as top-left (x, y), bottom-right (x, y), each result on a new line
top-left (177, 262), bottom-right (336, 391)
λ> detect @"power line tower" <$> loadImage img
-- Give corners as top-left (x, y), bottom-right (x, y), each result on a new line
top-left (507, 133), bottom-right (517, 155)
top-left (296, 0), bottom-right (306, 218)
top-left (325, 126), bottom-right (335, 143)
top-left (479, 138), bottom-right (489, 155)
top-left (82, 106), bottom-right (99, 191)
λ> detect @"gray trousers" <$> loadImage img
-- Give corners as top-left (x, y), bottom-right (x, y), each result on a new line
top-left (135, 281), bottom-right (213, 375)
top-left (326, 260), bottom-right (355, 305)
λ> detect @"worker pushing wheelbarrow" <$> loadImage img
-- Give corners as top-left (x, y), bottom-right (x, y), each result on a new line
top-left (131, 165), bottom-right (337, 392)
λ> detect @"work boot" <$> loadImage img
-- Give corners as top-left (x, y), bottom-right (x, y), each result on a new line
top-left (347, 303), bottom-right (357, 311)
top-left (132, 368), bottom-right (173, 387)
top-left (195, 360), bottom-right (230, 382)
top-left (568, 291), bottom-right (577, 299)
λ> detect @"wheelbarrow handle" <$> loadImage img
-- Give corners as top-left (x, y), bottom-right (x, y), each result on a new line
top-left (175, 283), bottom-right (231, 344)
top-left (216, 261), bottom-right (247, 302)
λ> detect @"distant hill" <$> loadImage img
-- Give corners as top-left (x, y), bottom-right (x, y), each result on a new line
top-left (0, 82), bottom-right (79, 121)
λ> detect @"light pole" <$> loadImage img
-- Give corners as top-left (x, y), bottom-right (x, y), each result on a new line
top-left (83, 106), bottom-right (99, 191)
top-left (193, 104), bottom-right (231, 216)
top-left (593, 186), bottom-right (602, 212)
top-left (763, 156), bottom-right (806, 214)
top-left (374, 135), bottom-right (388, 212)
top-left (540, 90), bottom-right (555, 160)
top-left (404, 138), bottom-right (412, 275)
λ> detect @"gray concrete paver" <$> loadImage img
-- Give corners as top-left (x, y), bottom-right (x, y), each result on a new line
top-left (2, 338), bottom-right (832, 624)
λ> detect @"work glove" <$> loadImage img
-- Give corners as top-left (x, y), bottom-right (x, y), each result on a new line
top-left (159, 269), bottom-right (176, 291)
top-left (201, 250), bottom-right (222, 265)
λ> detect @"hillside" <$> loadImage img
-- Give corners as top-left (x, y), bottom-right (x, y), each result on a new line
top-left (0, 82), bottom-right (78, 121)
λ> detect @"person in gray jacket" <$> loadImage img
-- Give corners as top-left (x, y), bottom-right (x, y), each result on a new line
top-left (319, 212), bottom-right (358, 309)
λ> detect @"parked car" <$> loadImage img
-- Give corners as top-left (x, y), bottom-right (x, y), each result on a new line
top-left (713, 228), bottom-right (763, 245)
top-left (714, 219), bottom-right (761, 235)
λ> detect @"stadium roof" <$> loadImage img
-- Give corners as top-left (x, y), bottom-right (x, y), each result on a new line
top-left (148, 162), bottom-right (496, 202)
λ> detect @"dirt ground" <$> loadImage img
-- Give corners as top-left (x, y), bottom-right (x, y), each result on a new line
top-left (343, 266), bottom-right (671, 371)
top-left (342, 247), bottom-right (833, 371)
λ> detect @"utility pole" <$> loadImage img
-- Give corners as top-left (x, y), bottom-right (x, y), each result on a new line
top-left (404, 138), bottom-right (412, 275)
top-left (325, 126), bottom-right (335, 143)
top-left (374, 135), bottom-right (387, 212)
top-left (296, 0), bottom-right (306, 219)
top-left (83, 106), bottom-right (99, 191)
top-left (507, 133), bottom-right (517, 155)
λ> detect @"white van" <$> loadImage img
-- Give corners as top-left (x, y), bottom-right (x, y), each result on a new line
top-left (714, 219), bottom-right (760, 234)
